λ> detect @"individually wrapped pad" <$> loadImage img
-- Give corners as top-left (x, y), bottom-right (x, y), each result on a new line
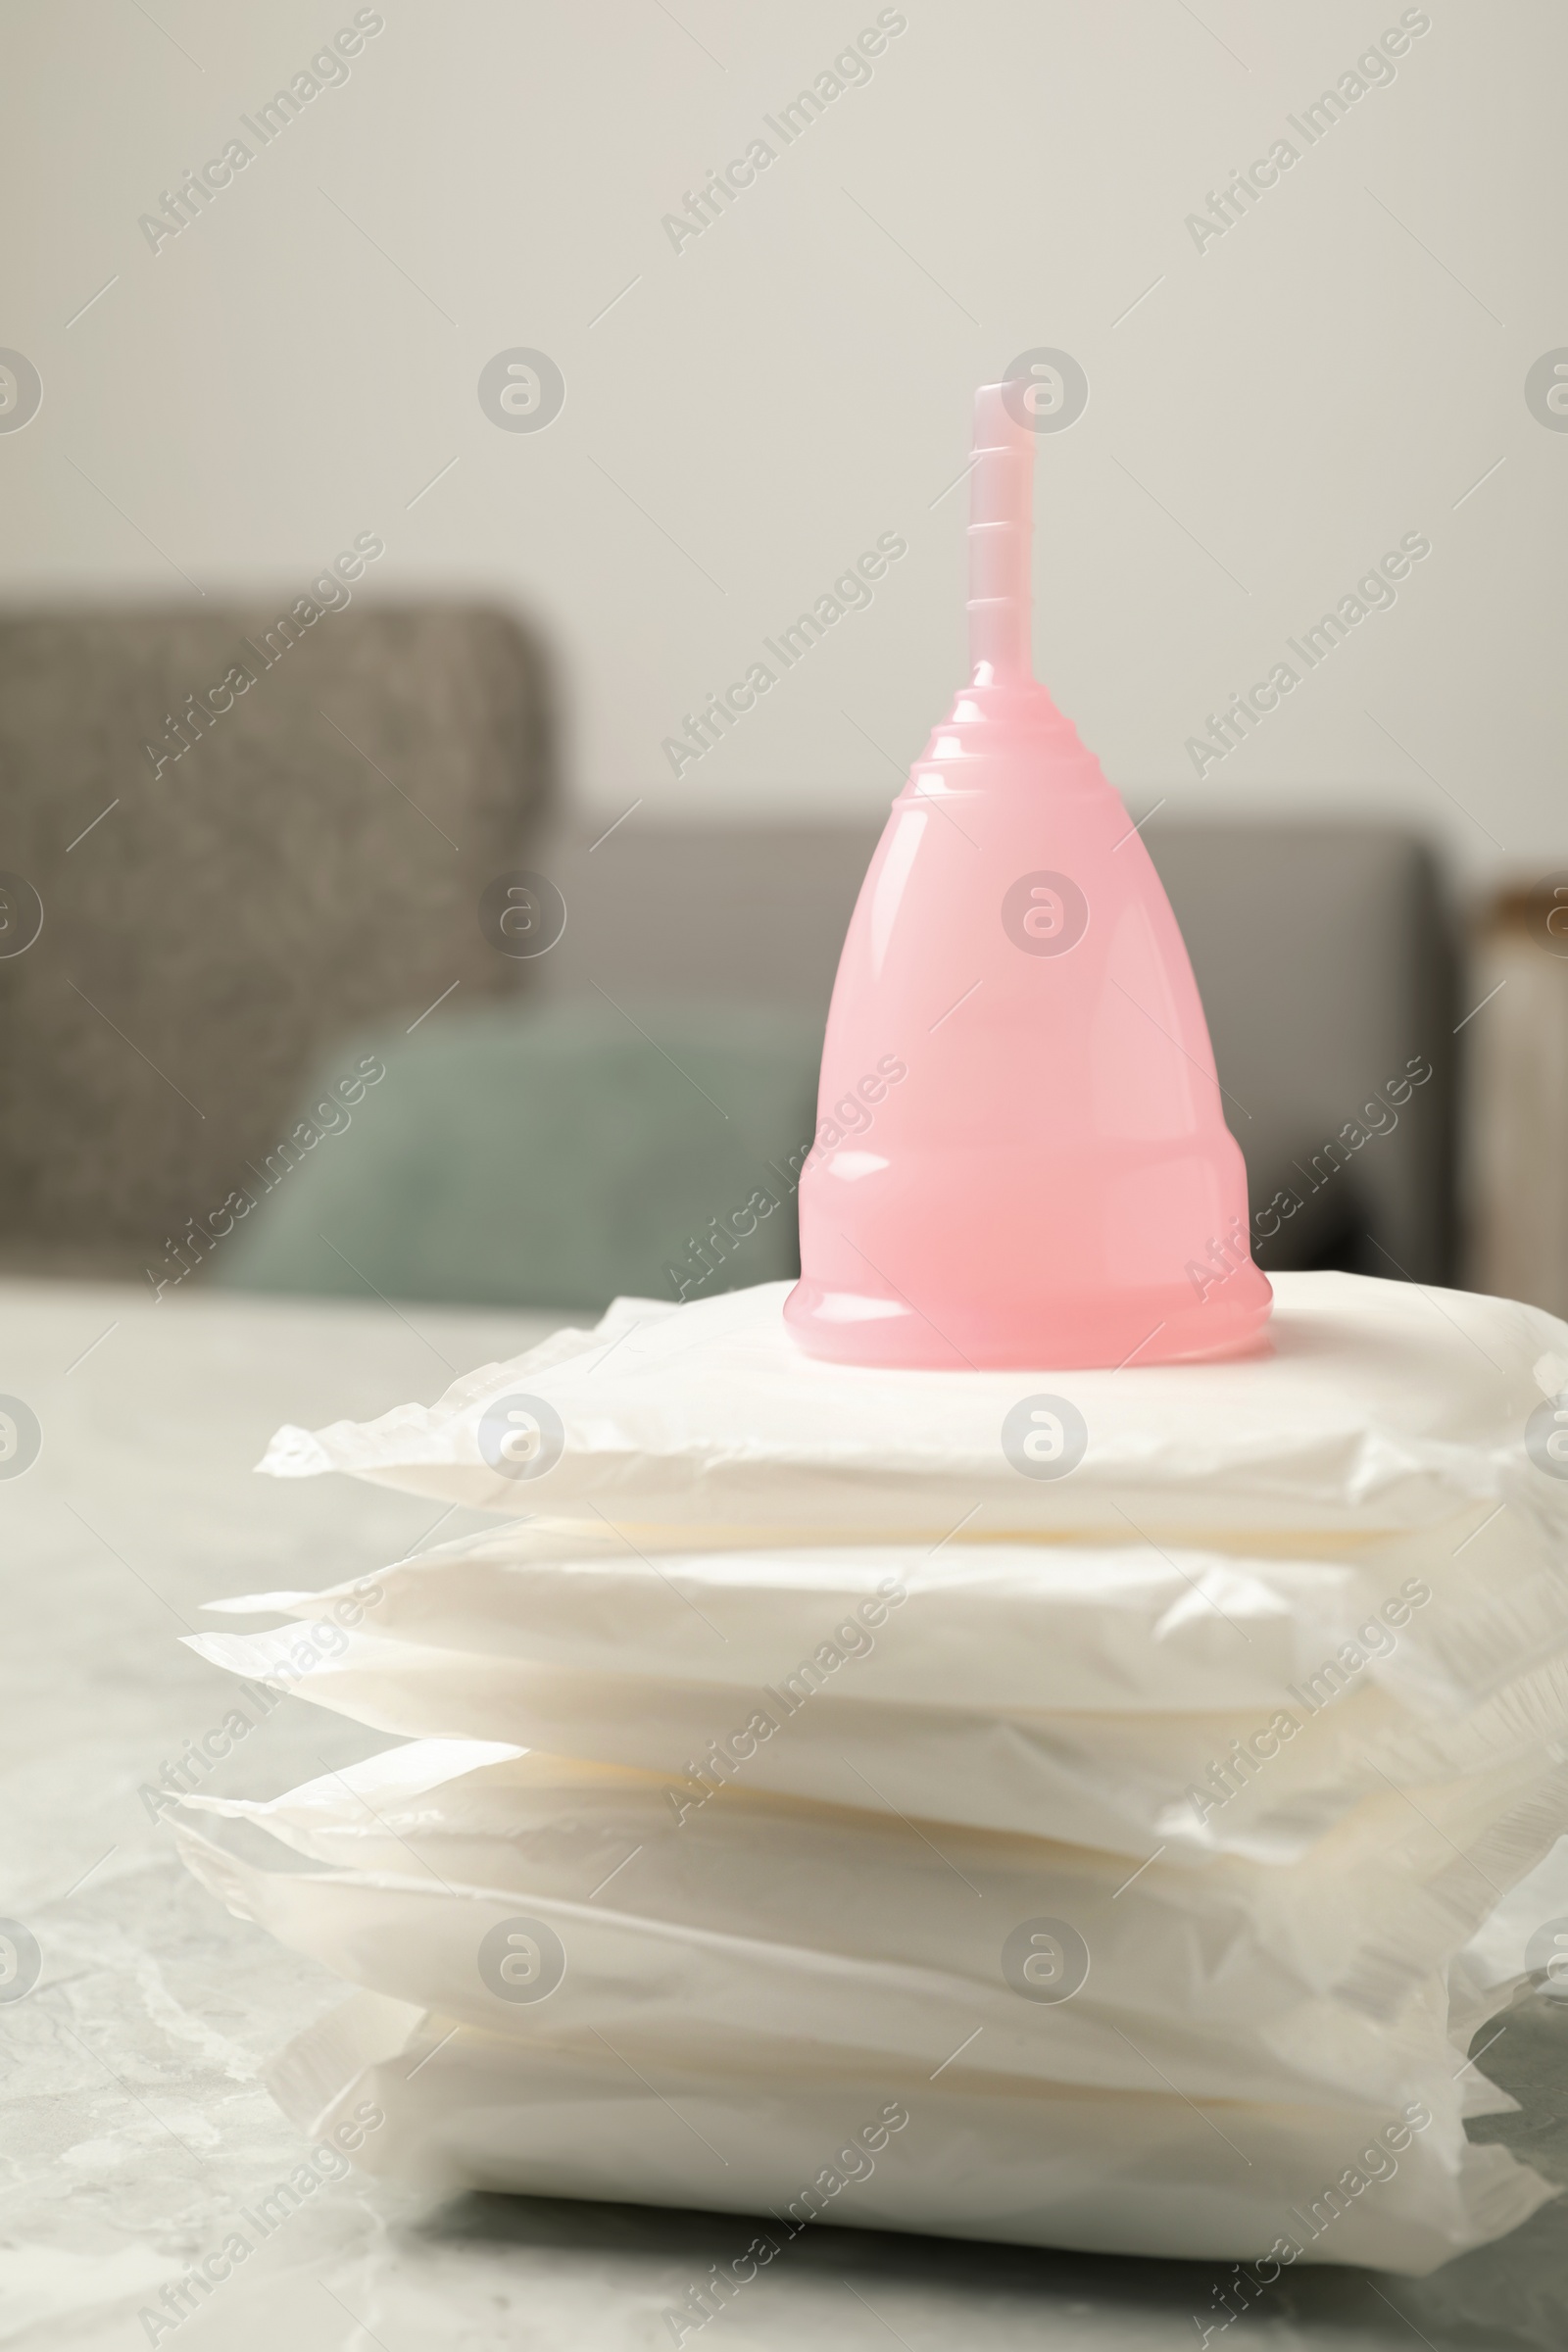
top-left (208, 1514), bottom-right (1568, 1720)
top-left (188, 1742), bottom-right (1568, 2023)
top-left (183, 1615), bottom-right (1568, 1865)
top-left (173, 1740), bottom-right (1550, 2113)
top-left (256, 1273), bottom-right (1568, 1544)
top-left (268, 1989), bottom-right (1555, 2275)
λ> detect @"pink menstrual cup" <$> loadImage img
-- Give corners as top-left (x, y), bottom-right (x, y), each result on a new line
top-left (784, 383), bottom-right (1273, 1370)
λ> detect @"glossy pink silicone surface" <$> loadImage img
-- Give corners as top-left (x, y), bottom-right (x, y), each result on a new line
top-left (785, 384), bottom-right (1272, 1369)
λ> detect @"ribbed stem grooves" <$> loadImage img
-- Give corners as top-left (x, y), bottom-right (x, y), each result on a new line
top-left (966, 383), bottom-right (1034, 684)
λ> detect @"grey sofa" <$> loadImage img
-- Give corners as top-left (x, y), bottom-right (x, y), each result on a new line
top-left (0, 599), bottom-right (1458, 1297)
top-left (0, 605), bottom-right (551, 1279)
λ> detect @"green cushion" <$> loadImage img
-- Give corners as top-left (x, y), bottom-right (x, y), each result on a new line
top-left (212, 1000), bottom-right (823, 1311)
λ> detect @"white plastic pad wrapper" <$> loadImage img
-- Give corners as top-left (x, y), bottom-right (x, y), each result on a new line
top-left (270, 1999), bottom-right (1544, 2276)
top-left (257, 1272), bottom-right (1568, 1547)
top-left (185, 1599), bottom-right (1568, 1868)
top-left (171, 1741), bottom-right (1549, 2113)
top-left (205, 1517), bottom-right (1568, 1721)
top-left (172, 1743), bottom-right (1560, 2275)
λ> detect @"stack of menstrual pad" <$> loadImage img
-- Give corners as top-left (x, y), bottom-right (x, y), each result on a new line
top-left (178, 1270), bottom-right (1568, 2272)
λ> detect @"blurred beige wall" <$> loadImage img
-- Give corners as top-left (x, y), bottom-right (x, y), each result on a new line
top-left (1, 0), bottom-right (1561, 881)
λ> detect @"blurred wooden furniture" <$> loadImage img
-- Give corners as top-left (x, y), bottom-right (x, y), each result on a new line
top-left (1465, 882), bottom-right (1568, 1317)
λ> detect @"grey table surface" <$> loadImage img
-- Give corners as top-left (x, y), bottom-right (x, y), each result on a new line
top-left (1, 1278), bottom-right (1564, 2352)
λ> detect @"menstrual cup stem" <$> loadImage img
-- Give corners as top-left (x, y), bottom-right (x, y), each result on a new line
top-left (966, 383), bottom-right (1034, 685)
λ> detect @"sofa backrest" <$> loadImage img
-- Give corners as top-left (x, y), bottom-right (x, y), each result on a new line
top-left (0, 605), bottom-right (551, 1271)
